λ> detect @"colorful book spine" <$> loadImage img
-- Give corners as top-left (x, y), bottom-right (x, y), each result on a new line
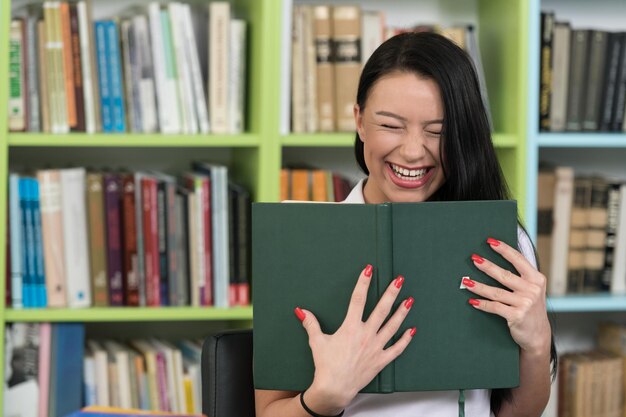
top-left (94, 20), bottom-right (112, 132)
top-left (20, 177), bottom-right (35, 308)
top-left (142, 177), bottom-right (160, 306)
top-left (104, 174), bottom-right (124, 306)
top-left (31, 179), bottom-right (48, 307)
top-left (107, 20), bottom-right (126, 132)
top-left (122, 175), bottom-right (140, 306)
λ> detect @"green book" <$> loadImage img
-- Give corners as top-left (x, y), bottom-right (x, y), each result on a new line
top-left (252, 201), bottom-right (520, 393)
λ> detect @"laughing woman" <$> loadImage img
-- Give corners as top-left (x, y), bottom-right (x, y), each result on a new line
top-left (255, 32), bottom-right (556, 417)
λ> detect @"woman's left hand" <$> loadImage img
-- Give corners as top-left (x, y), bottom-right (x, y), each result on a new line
top-left (464, 238), bottom-right (552, 356)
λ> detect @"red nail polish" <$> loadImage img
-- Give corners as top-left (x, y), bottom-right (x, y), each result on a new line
top-left (394, 275), bottom-right (405, 288)
top-left (471, 254), bottom-right (484, 264)
top-left (294, 307), bottom-right (306, 321)
top-left (364, 264), bottom-right (373, 277)
top-left (404, 297), bottom-right (414, 309)
top-left (462, 277), bottom-right (475, 288)
top-left (468, 298), bottom-right (480, 306)
top-left (487, 238), bottom-right (500, 247)
top-left (410, 327), bottom-right (417, 337)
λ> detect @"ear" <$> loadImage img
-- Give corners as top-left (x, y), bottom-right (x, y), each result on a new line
top-left (354, 104), bottom-right (365, 142)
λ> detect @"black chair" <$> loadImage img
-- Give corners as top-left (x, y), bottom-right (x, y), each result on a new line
top-left (201, 329), bottom-right (256, 417)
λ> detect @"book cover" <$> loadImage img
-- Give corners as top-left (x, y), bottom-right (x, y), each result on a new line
top-left (4, 323), bottom-right (40, 417)
top-left (253, 201), bottom-right (520, 392)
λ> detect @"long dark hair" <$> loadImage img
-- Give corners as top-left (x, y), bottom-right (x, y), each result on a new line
top-left (354, 32), bottom-right (557, 413)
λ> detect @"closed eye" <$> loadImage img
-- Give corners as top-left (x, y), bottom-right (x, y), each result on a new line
top-left (381, 124), bottom-right (401, 129)
top-left (426, 131), bottom-right (442, 136)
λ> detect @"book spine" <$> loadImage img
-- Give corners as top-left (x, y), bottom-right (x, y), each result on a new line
top-left (209, 2), bottom-right (231, 133)
top-left (134, 173), bottom-right (147, 306)
top-left (601, 182), bottom-right (621, 290)
top-left (104, 174), bottom-right (124, 306)
top-left (376, 203), bottom-right (394, 393)
top-left (8, 19), bottom-right (26, 132)
top-left (133, 15), bottom-right (158, 133)
top-left (122, 175), bottom-right (140, 306)
top-left (313, 5), bottom-right (335, 132)
top-left (332, 6), bottom-right (361, 132)
top-left (582, 31), bottom-right (608, 131)
top-left (236, 187), bottom-right (250, 305)
top-left (598, 33), bottom-right (621, 131)
top-left (21, 178), bottom-right (35, 308)
top-left (121, 19), bottom-right (141, 133)
top-left (86, 173), bottom-right (109, 307)
top-left (612, 33), bottom-right (626, 131)
top-left (165, 182), bottom-right (178, 306)
top-left (37, 20), bottom-right (50, 132)
top-left (77, 1), bottom-right (97, 133)
top-left (69, 4), bottom-right (85, 132)
top-left (566, 30), bottom-right (589, 131)
top-left (175, 193), bottom-right (190, 306)
top-left (156, 181), bottom-right (169, 305)
top-left (31, 179), bottom-right (48, 307)
top-left (159, 7), bottom-right (183, 133)
top-left (142, 177), bottom-right (160, 306)
top-left (107, 20), bottom-right (126, 132)
top-left (95, 21), bottom-right (112, 132)
top-left (539, 12), bottom-right (554, 131)
top-left (549, 23), bottom-right (571, 132)
top-left (228, 186), bottom-right (238, 306)
top-left (25, 16), bottom-right (40, 132)
top-left (60, 2), bottom-right (77, 128)
top-left (228, 19), bottom-right (246, 134)
top-left (9, 175), bottom-right (23, 308)
top-left (37, 170), bottom-right (67, 307)
top-left (202, 177), bottom-right (213, 306)
top-left (60, 168), bottom-right (91, 307)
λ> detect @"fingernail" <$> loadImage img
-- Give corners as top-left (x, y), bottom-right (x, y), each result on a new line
top-left (487, 238), bottom-right (500, 247)
top-left (471, 254), bottom-right (484, 264)
top-left (468, 298), bottom-right (480, 306)
top-left (394, 275), bottom-right (405, 288)
top-left (404, 296), bottom-right (414, 309)
top-left (462, 277), bottom-right (475, 288)
top-left (294, 307), bottom-right (306, 321)
top-left (364, 264), bottom-right (373, 277)
top-left (410, 327), bottom-right (417, 337)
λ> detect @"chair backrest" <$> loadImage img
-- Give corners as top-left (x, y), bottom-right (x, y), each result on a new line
top-left (201, 329), bottom-right (255, 417)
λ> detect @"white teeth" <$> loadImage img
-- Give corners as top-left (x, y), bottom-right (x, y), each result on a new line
top-left (390, 164), bottom-right (428, 180)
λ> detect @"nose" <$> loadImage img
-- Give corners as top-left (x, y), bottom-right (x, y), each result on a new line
top-left (399, 133), bottom-right (427, 162)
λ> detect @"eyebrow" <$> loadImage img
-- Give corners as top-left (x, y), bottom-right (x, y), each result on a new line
top-left (374, 111), bottom-right (443, 126)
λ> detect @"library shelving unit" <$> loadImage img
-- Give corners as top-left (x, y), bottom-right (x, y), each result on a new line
top-left (526, 0), bottom-right (626, 324)
top-left (1, 0), bottom-right (530, 410)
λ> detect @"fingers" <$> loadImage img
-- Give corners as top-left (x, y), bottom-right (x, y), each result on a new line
top-left (294, 307), bottom-right (322, 337)
top-left (365, 275), bottom-right (406, 332)
top-left (345, 264), bottom-right (374, 322)
top-left (485, 237), bottom-right (544, 286)
top-left (376, 295), bottom-right (414, 344)
top-left (471, 253), bottom-right (525, 292)
top-left (461, 277), bottom-right (520, 307)
top-left (467, 298), bottom-right (516, 324)
top-left (381, 327), bottom-right (416, 364)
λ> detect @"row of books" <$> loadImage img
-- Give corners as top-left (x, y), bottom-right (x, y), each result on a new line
top-left (290, 4), bottom-right (491, 133)
top-left (8, 1), bottom-right (246, 134)
top-left (537, 166), bottom-right (626, 296)
top-left (545, 322), bottom-right (626, 417)
top-left (4, 322), bottom-right (205, 417)
top-left (539, 12), bottom-right (626, 132)
top-left (280, 168), bottom-right (353, 202)
top-left (7, 163), bottom-right (251, 309)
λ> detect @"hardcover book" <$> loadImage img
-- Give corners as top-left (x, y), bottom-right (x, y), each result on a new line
top-left (253, 201), bottom-right (520, 392)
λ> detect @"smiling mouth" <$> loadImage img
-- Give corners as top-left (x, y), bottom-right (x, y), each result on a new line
top-left (388, 163), bottom-right (431, 181)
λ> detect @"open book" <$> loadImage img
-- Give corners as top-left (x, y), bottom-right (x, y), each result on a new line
top-left (252, 201), bottom-right (520, 393)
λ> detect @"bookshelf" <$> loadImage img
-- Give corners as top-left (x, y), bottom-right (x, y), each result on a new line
top-left (1, 0), bottom-right (531, 412)
top-left (526, 0), bottom-right (626, 398)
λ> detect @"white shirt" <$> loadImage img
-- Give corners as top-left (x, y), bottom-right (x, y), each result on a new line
top-left (340, 179), bottom-right (537, 417)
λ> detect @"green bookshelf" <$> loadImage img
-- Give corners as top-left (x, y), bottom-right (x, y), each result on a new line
top-left (1, 0), bottom-right (532, 411)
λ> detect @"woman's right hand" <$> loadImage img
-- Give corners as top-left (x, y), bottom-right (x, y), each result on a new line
top-left (295, 264), bottom-right (416, 414)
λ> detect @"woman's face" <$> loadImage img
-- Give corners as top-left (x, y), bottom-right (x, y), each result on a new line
top-left (355, 71), bottom-right (446, 204)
